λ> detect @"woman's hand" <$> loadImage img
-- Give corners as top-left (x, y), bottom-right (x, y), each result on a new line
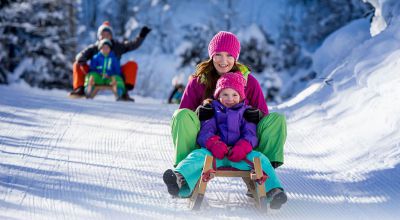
top-left (244, 107), bottom-right (264, 124)
top-left (195, 103), bottom-right (214, 121)
top-left (139, 26), bottom-right (151, 38)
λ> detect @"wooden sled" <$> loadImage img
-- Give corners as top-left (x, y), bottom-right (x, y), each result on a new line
top-left (68, 93), bottom-right (85, 99)
top-left (189, 155), bottom-right (268, 211)
top-left (86, 84), bottom-right (119, 99)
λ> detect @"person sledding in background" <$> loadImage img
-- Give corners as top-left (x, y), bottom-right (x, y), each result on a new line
top-left (85, 39), bottom-right (125, 100)
top-left (163, 72), bottom-right (287, 209)
top-left (170, 31), bottom-right (287, 170)
top-left (168, 73), bottom-right (185, 104)
top-left (168, 84), bottom-right (184, 104)
top-left (70, 21), bottom-right (151, 101)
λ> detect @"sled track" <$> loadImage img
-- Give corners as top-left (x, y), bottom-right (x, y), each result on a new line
top-left (0, 86), bottom-right (399, 220)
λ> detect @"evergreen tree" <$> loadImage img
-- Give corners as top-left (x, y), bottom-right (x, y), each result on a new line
top-left (288, 0), bottom-right (373, 50)
top-left (179, 25), bottom-right (214, 68)
top-left (239, 25), bottom-right (276, 73)
top-left (0, 0), bottom-right (77, 89)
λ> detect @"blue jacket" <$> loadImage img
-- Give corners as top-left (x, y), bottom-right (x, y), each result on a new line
top-left (89, 51), bottom-right (121, 77)
top-left (197, 100), bottom-right (258, 148)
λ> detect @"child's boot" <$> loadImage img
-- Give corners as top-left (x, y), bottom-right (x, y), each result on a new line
top-left (116, 88), bottom-right (125, 101)
top-left (267, 188), bottom-right (287, 209)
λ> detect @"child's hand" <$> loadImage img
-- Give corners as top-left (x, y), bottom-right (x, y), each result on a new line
top-left (205, 135), bottom-right (228, 159)
top-left (228, 139), bottom-right (252, 162)
top-left (102, 73), bottom-right (109, 79)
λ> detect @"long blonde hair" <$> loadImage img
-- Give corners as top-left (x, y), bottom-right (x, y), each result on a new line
top-left (193, 59), bottom-right (241, 100)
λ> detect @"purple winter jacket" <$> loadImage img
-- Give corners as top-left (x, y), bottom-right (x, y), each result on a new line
top-left (179, 74), bottom-right (269, 115)
top-left (197, 100), bottom-right (258, 149)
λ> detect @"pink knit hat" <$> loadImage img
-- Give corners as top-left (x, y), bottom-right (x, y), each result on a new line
top-left (208, 31), bottom-right (241, 60)
top-left (214, 71), bottom-right (246, 100)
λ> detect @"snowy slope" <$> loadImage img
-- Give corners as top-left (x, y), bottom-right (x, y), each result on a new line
top-left (1, 56), bottom-right (399, 220)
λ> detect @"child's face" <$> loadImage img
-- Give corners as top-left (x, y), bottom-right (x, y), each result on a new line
top-left (101, 44), bottom-right (111, 55)
top-left (218, 88), bottom-right (240, 108)
top-left (213, 52), bottom-right (235, 75)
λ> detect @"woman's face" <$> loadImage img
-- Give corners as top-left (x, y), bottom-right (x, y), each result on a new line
top-left (212, 52), bottom-right (235, 75)
top-left (218, 88), bottom-right (240, 108)
top-left (100, 31), bottom-right (112, 40)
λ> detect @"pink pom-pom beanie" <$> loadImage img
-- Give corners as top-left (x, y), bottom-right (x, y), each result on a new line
top-left (208, 31), bottom-right (241, 60)
top-left (214, 71), bottom-right (246, 100)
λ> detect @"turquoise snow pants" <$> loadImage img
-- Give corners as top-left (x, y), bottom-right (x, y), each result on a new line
top-left (174, 148), bottom-right (282, 198)
top-left (171, 109), bottom-right (287, 167)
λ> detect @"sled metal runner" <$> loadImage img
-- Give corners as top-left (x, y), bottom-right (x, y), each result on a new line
top-left (189, 155), bottom-right (268, 211)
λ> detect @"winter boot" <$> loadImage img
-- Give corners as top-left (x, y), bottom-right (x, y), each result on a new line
top-left (246, 189), bottom-right (253, 198)
top-left (271, 161), bottom-right (282, 169)
top-left (163, 169), bottom-right (186, 196)
top-left (267, 188), bottom-right (287, 209)
top-left (120, 92), bottom-right (135, 102)
top-left (69, 86), bottom-right (85, 98)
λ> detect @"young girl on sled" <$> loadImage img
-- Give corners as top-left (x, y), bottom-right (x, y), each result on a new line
top-left (163, 72), bottom-right (287, 210)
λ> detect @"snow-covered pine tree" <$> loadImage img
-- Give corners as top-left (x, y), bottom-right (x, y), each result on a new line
top-left (178, 25), bottom-right (214, 68)
top-left (287, 0), bottom-right (373, 51)
top-left (0, 0), bottom-right (77, 89)
top-left (238, 25), bottom-right (276, 73)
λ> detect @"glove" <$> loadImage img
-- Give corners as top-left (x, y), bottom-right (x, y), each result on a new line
top-left (205, 135), bottom-right (228, 159)
top-left (228, 139), bottom-right (252, 162)
top-left (195, 103), bottom-right (214, 121)
top-left (139, 26), bottom-right (151, 38)
top-left (243, 107), bottom-right (264, 124)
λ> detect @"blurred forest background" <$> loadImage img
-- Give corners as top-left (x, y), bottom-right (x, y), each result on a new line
top-left (0, 0), bottom-right (373, 103)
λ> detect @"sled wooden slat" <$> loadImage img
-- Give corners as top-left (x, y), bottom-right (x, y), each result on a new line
top-left (214, 170), bottom-right (252, 177)
top-left (88, 85), bottom-right (117, 99)
top-left (190, 155), bottom-right (268, 211)
top-left (253, 157), bottom-right (267, 209)
top-left (189, 155), bottom-right (213, 210)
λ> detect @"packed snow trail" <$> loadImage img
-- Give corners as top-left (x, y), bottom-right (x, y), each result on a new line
top-left (0, 85), bottom-right (399, 220)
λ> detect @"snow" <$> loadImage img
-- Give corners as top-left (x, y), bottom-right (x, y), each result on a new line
top-left (366, 0), bottom-right (400, 36)
top-left (312, 18), bottom-right (371, 76)
top-left (124, 18), bottom-right (139, 40)
top-left (1, 1), bottom-right (400, 220)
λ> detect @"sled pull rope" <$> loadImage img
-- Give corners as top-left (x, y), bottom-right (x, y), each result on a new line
top-left (201, 169), bottom-right (216, 182)
top-left (244, 159), bottom-right (268, 185)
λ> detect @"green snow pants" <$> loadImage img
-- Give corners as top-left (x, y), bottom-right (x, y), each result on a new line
top-left (174, 148), bottom-right (282, 198)
top-left (171, 109), bottom-right (287, 167)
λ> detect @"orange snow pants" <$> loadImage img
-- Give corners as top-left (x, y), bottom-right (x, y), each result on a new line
top-left (73, 61), bottom-right (138, 90)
